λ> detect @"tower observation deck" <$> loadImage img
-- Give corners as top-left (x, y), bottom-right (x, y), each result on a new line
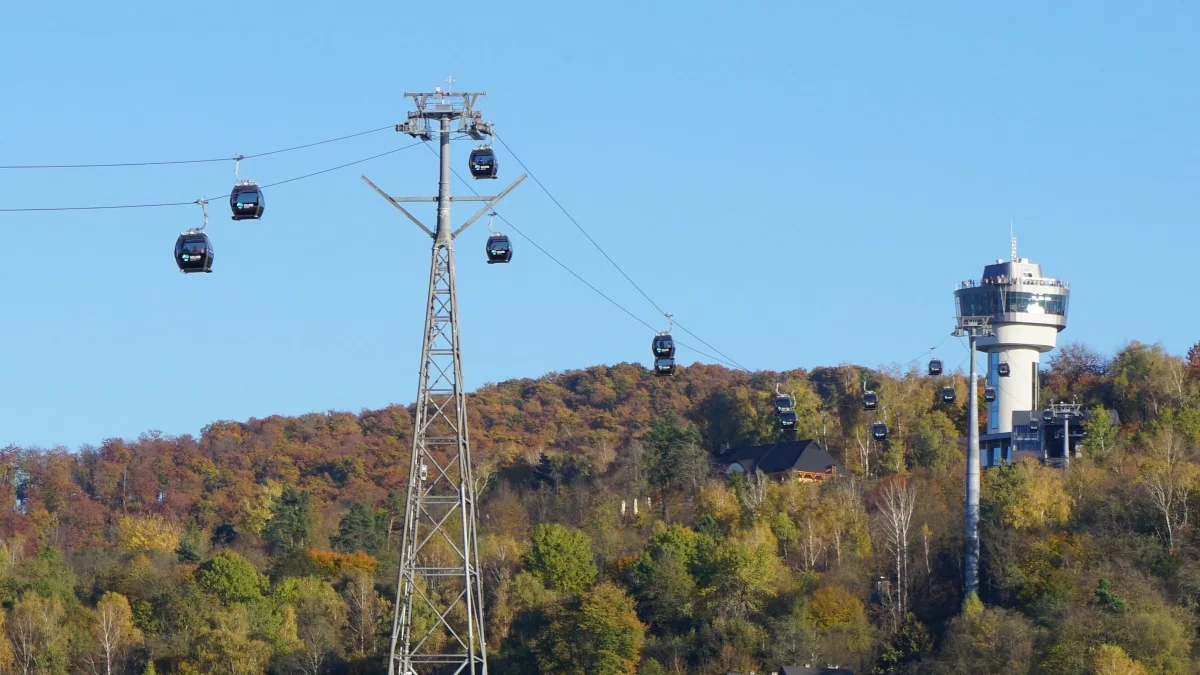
top-left (954, 239), bottom-right (1069, 451)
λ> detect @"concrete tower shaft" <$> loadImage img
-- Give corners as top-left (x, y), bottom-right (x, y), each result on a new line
top-left (954, 250), bottom-right (1069, 434)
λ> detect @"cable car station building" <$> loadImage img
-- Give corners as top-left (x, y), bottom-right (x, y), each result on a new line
top-left (954, 242), bottom-right (1070, 467)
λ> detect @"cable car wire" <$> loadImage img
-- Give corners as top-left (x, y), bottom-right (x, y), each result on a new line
top-left (493, 133), bottom-right (750, 371)
top-left (894, 333), bottom-right (955, 373)
top-left (240, 125), bottom-right (395, 161)
top-left (425, 142), bottom-right (739, 369)
top-left (0, 143), bottom-right (422, 213)
top-left (0, 124), bottom-right (394, 170)
top-left (254, 142), bottom-right (422, 190)
top-left (492, 210), bottom-right (737, 368)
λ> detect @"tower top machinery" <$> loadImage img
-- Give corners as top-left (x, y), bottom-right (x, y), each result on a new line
top-left (954, 235), bottom-right (1070, 461)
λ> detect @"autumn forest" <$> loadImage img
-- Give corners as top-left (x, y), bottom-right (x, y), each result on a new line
top-left (1, 339), bottom-right (1198, 674)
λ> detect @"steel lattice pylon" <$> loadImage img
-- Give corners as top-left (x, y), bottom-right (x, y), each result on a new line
top-left (364, 86), bottom-right (524, 675)
top-left (394, 238), bottom-right (485, 674)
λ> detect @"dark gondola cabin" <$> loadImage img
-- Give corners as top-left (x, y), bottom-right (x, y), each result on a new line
top-left (1043, 410), bottom-right (1054, 423)
top-left (652, 334), bottom-right (676, 359)
top-left (778, 410), bottom-right (798, 429)
top-left (468, 147), bottom-right (498, 179)
top-left (175, 232), bottom-right (213, 273)
top-left (654, 358), bottom-right (675, 377)
top-left (775, 394), bottom-right (795, 414)
top-left (230, 183), bottom-right (264, 220)
top-left (863, 391), bottom-right (878, 411)
top-left (998, 362), bottom-right (1011, 377)
top-left (485, 234), bottom-right (512, 263)
top-left (928, 359), bottom-right (943, 376)
top-left (872, 421), bottom-right (888, 441)
top-left (984, 386), bottom-right (997, 402)
top-left (1029, 420), bottom-right (1040, 433)
top-left (941, 386), bottom-right (956, 404)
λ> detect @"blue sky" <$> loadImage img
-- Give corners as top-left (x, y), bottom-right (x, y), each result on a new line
top-left (0, 2), bottom-right (1196, 449)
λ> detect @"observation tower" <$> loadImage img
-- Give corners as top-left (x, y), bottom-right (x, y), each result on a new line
top-left (954, 237), bottom-right (1070, 464)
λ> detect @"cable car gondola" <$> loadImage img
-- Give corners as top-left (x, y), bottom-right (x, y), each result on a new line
top-left (486, 234), bottom-right (512, 263)
top-left (651, 315), bottom-right (676, 376)
top-left (778, 409), bottom-right (798, 430)
top-left (1029, 420), bottom-right (1040, 433)
top-left (775, 394), bottom-right (795, 414)
top-left (175, 199), bottom-right (213, 273)
top-left (863, 391), bottom-right (879, 411)
top-left (230, 182), bottom-right (264, 220)
top-left (998, 362), bottom-right (1011, 377)
top-left (984, 386), bottom-right (997, 403)
top-left (872, 421), bottom-right (889, 441)
top-left (175, 231), bottom-right (213, 273)
top-left (928, 358), bottom-right (943, 376)
top-left (652, 334), bottom-right (675, 359)
top-left (468, 146), bottom-right (498, 179)
top-left (1042, 410), bottom-right (1054, 423)
top-left (774, 384), bottom-right (795, 414)
top-left (940, 386), bottom-right (957, 404)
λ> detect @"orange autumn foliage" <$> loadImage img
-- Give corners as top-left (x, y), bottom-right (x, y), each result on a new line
top-left (306, 548), bottom-right (377, 578)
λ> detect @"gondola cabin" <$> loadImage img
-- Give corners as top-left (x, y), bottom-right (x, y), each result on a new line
top-left (863, 391), bottom-right (878, 411)
top-left (872, 421), bottom-right (889, 441)
top-left (998, 362), bottom-right (1011, 377)
top-left (1042, 410), bottom-right (1054, 423)
top-left (928, 359), bottom-right (943, 376)
top-left (778, 410), bottom-right (798, 429)
top-left (1029, 420), bottom-right (1040, 433)
top-left (941, 386), bottom-right (957, 404)
top-left (468, 147), bottom-right (498, 179)
top-left (230, 183), bottom-right (264, 220)
top-left (485, 234), bottom-right (512, 263)
top-left (774, 394), bottom-right (795, 414)
top-left (653, 357), bottom-right (675, 377)
top-left (984, 386), bottom-right (997, 403)
top-left (652, 334), bottom-right (676, 359)
top-left (175, 232), bottom-right (213, 273)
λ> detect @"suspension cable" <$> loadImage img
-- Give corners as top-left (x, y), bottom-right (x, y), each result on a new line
top-left (0, 124), bottom-right (394, 170)
top-left (426, 142), bottom-right (740, 369)
top-left (492, 132), bottom-right (751, 371)
top-left (0, 143), bottom-right (421, 213)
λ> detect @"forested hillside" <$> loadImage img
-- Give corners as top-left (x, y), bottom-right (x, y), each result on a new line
top-left (1, 339), bottom-right (1198, 674)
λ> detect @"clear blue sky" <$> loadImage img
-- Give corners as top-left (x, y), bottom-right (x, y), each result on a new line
top-left (1, 2), bottom-right (1196, 449)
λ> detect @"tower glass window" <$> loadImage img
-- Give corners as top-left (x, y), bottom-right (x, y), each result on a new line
top-left (956, 287), bottom-right (1068, 317)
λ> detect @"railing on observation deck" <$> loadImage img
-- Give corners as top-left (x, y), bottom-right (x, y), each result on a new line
top-left (956, 276), bottom-right (1069, 291)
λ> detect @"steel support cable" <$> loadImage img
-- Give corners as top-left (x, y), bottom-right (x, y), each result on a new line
top-left (0, 143), bottom-right (422, 212)
top-left (494, 212), bottom-right (740, 370)
top-left (492, 133), bottom-right (751, 372)
top-left (425, 142), bottom-right (739, 370)
top-left (891, 333), bottom-right (956, 373)
top-left (955, 335), bottom-right (1028, 406)
top-left (0, 124), bottom-right (394, 169)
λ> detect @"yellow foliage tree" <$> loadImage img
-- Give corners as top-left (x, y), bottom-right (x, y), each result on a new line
top-left (94, 591), bottom-right (143, 675)
top-left (989, 459), bottom-right (1072, 531)
top-left (696, 481), bottom-right (740, 531)
top-left (1092, 644), bottom-right (1149, 675)
top-left (115, 515), bottom-right (181, 554)
top-left (0, 608), bottom-right (15, 673)
top-left (241, 481), bottom-right (283, 536)
top-left (807, 585), bottom-right (872, 656)
top-left (809, 585), bottom-right (864, 631)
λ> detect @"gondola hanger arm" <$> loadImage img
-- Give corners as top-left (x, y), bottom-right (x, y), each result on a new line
top-left (451, 173), bottom-right (527, 239)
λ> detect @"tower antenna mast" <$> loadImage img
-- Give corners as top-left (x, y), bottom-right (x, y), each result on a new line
top-left (363, 84), bottom-right (525, 675)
